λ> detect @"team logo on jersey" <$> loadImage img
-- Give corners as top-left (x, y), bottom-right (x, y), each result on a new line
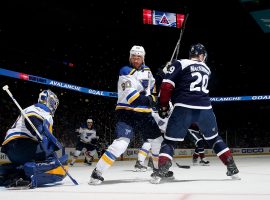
top-left (158, 120), bottom-right (165, 126)
top-left (141, 79), bottom-right (149, 89)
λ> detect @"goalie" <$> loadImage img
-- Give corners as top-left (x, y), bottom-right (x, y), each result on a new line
top-left (0, 89), bottom-right (68, 189)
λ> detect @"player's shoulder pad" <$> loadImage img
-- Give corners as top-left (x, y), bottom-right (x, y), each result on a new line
top-left (142, 65), bottom-right (151, 71)
top-left (172, 59), bottom-right (182, 67)
top-left (165, 60), bottom-right (182, 73)
top-left (35, 103), bottom-right (51, 113)
top-left (119, 66), bottom-right (135, 76)
top-left (179, 59), bottom-right (196, 68)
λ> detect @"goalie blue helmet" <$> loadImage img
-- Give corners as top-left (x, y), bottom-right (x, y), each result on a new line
top-left (38, 90), bottom-right (59, 116)
top-left (189, 43), bottom-right (207, 61)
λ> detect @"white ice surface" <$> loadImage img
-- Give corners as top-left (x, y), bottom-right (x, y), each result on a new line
top-left (1, 155), bottom-right (269, 200)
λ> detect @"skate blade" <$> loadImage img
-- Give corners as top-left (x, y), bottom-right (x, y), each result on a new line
top-left (150, 176), bottom-right (175, 184)
top-left (199, 163), bottom-right (210, 166)
top-left (88, 178), bottom-right (102, 185)
top-left (133, 168), bottom-right (147, 172)
top-left (6, 185), bottom-right (31, 190)
top-left (231, 174), bottom-right (241, 180)
top-left (150, 176), bottom-right (162, 184)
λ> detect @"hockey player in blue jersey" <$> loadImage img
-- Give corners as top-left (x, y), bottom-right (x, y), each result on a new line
top-left (89, 45), bottom-right (163, 184)
top-left (0, 89), bottom-right (68, 189)
top-left (151, 43), bottom-right (239, 183)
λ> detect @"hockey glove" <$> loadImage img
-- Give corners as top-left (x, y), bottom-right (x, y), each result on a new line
top-left (158, 106), bottom-right (170, 119)
top-left (147, 95), bottom-right (157, 108)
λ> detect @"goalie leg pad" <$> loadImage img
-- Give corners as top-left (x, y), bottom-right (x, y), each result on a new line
top-left (23, 154), bottom-right (68, 188)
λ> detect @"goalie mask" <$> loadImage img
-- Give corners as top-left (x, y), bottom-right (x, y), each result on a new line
top-left (38, 90), bottom-right (59, 116)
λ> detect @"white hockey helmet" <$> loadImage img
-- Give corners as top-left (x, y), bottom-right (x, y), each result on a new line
top-left (129, 45), bottom-right (145, 61)
top-left (38, 89), bottom-right (59, 116)
top-left (87, 119), bottom-right (93, 123)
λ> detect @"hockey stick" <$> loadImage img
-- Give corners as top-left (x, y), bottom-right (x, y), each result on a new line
top-left (173, 13), bottom-right (189, 61)
top-left (2, 85), bottom-right (43, 141)
top-left (163, 13), bottom-right (189, 73)
top-left (175, 162), bottom-right (190, 169)
top-left (2, 85), bottom-right (79, 185)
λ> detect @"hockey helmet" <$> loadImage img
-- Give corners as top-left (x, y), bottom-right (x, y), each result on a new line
top-left (38, 89), bottom-right (59, 116)
top-left (189, 43), bottom-right (207, 61)
top-left (87, 119), bottom-right (93, 123)
top-left (130, 45), bottom-right (145, 60)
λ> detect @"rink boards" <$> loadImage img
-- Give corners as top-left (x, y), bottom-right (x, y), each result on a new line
top-left (1, 147), bottom-right (270, 163)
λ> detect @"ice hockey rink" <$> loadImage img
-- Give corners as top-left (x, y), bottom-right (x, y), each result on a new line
top-left (0, 155), bottom-right (269, 200)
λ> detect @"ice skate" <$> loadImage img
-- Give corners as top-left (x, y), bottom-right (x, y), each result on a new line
top-left (5, 178), bottom-right (32, 190)
top-left (134, 160), bottom-right (147, 172)
top-left (226, 157), bottom-right (240, 180)
top-left (150, 169), bottom-right (174, 184)
top-left (192, 157), bottom-right (198, 166)
top-left (84, 158), bottom-right (92, 166)
top-left (199, 158), bottom-right (210, 166)
top-left (150, 159), bottom-right (174, 184)
top-left (89, 168), bottom-right (104, 185)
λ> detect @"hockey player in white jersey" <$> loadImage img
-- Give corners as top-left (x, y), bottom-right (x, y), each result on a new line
top-left (70, 118), bottom-right (99, 166)
top-left (0, 89), bottom-right (68, 189)
top-left (89, 45), bottom-right (163, 184)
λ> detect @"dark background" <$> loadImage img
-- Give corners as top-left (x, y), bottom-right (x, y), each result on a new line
top-left (0, 0), bottom-right (270, 147)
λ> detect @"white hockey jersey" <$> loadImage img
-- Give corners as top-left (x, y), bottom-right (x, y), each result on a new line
top-left (151, 102), bottom-right (174, 133)
top-left (116, 65), bottom-right (155, 113)
top-left (3, 103), bottom-right (53, 145)
top-left (152, 111), bottom-right (168, 133)
top-left (77, 127), bottom-right (97, 144)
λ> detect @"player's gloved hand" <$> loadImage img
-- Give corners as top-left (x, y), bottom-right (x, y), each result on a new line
top-left (156, 67), bottom-right (166, 79)
top-left (158, 106), bottom-right (170, 119)
top-left (147, 95), bottom-right (157, 108)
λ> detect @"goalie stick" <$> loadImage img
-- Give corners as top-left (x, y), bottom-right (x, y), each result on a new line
top-left (2, 85), bottom-right (79, 186)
